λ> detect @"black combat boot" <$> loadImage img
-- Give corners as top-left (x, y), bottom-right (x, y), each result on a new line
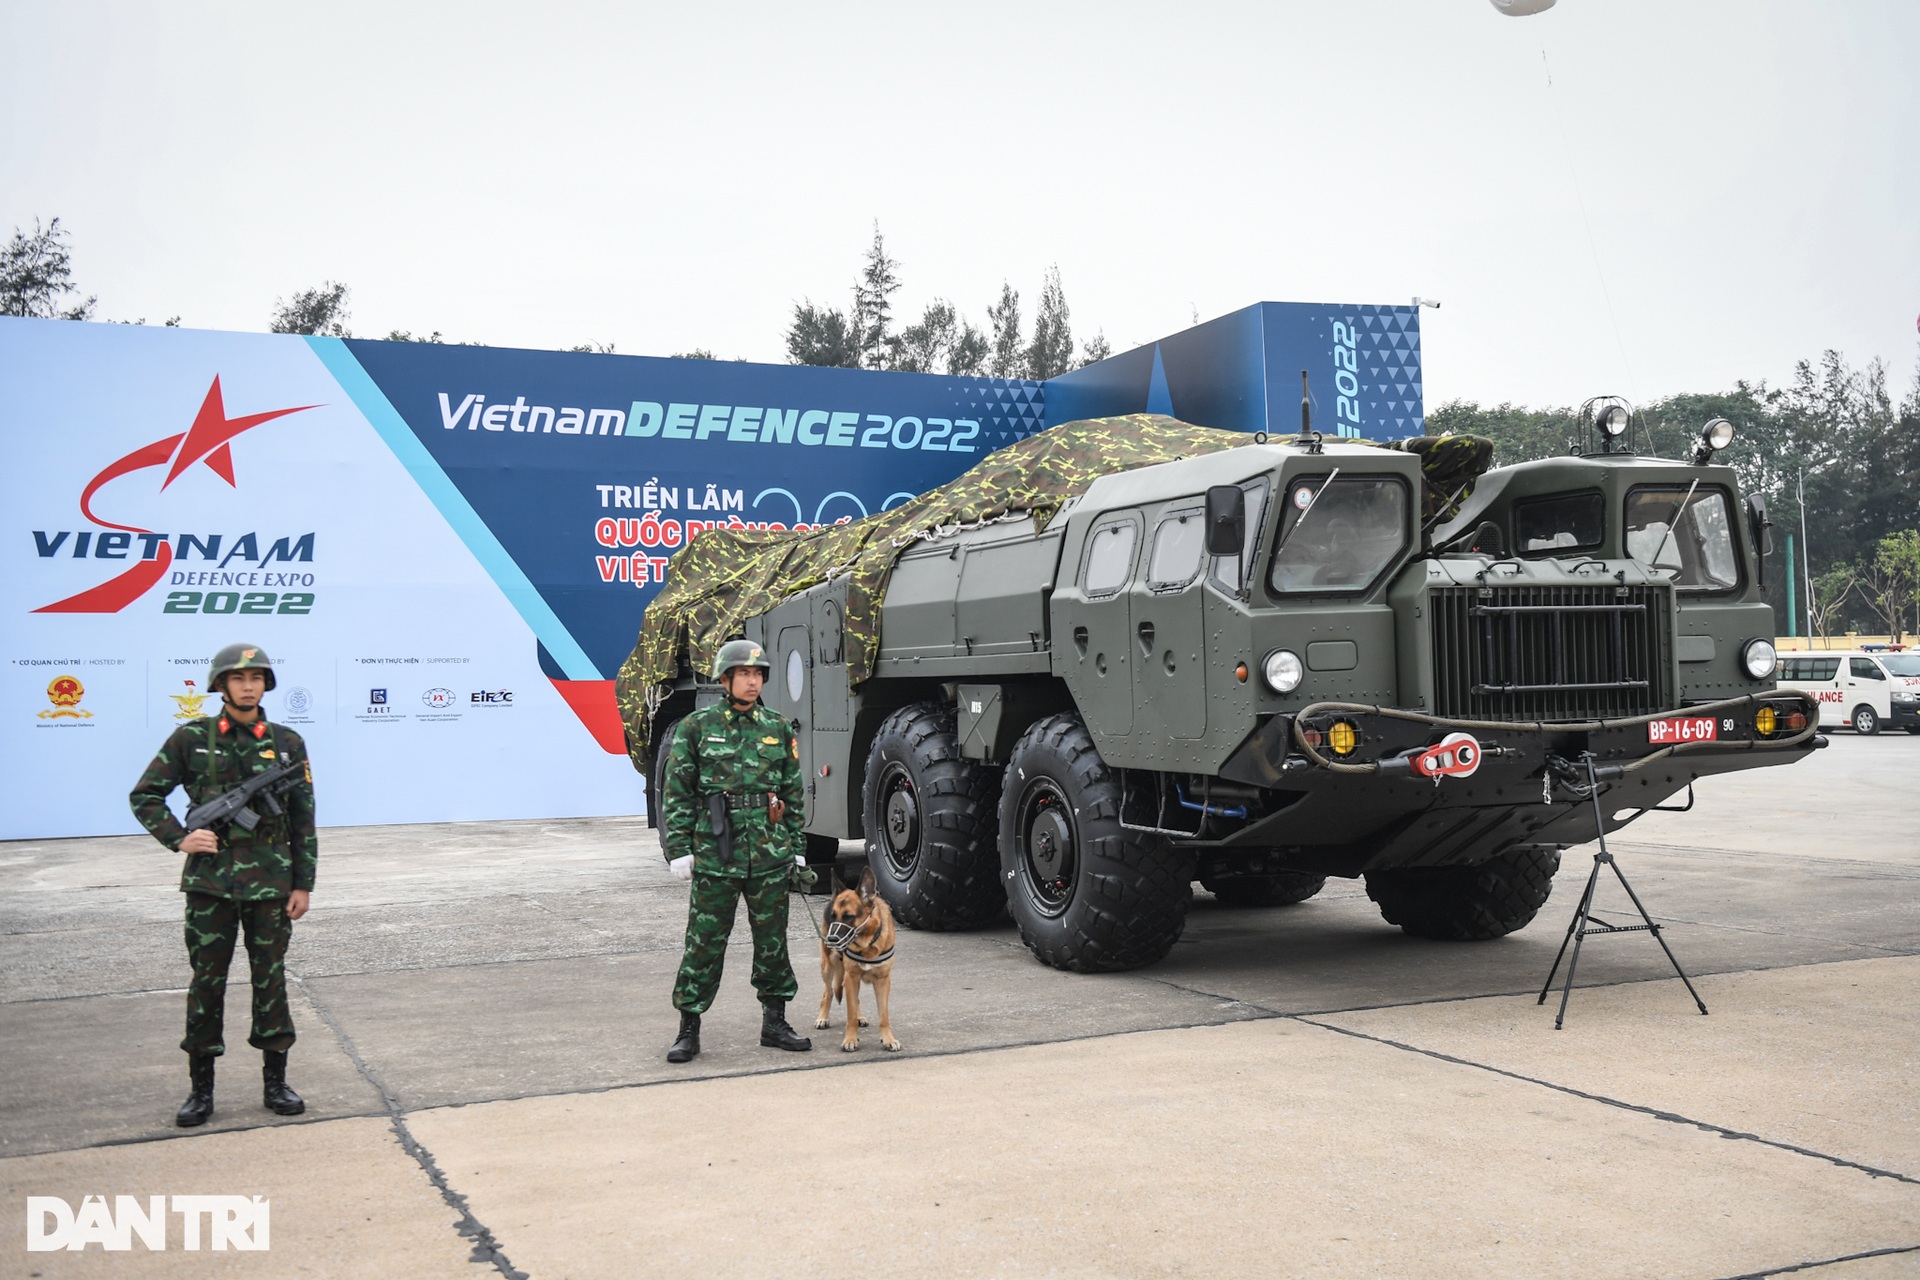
top-left (666, 1011), bottom-right (701, 1064)
top-left (262, 1050), bottom-right (305, 1115)
top-left (175, 1053), bottom-right (216, 1128)
top-left (759, 997), bottom-right (813, 1052)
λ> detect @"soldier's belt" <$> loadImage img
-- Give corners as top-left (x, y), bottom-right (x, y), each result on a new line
top-left (719, 791), bottom-right (774, 811)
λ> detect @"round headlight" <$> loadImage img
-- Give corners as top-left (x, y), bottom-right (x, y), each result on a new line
top-left (1262, 648), bottom-right (1303, 693)
top-left (1702, 418), bottom-right (1735, 451)
top-left (1598, 405), bottom-right (1630, 437)
top-left (1742, 637), bottom-right (1778, 680)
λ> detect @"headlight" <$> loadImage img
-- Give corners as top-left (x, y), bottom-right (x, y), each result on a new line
top-left (1741, 638), bottom-right (1778, 680)
top-left (1702, 418), bottom-right (1735, 451)
top-left (1262, 648), bottom-right (1303, 693)
top-left (1598, 405), bottom-right (1629, 437)
top-left (1894, 691), bottom-right (1918, 705)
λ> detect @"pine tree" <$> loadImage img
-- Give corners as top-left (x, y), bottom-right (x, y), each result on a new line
top-left (1026, 265), bottom-right (1075, 379)
top-left (987, 282), bottom-right (1023, 378)
top-left (0, 217), bottom-right (95, 319)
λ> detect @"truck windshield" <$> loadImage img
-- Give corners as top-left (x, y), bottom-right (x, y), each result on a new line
top-left (1624, 486), bottom-right (1738, 590)
top-left (1516, 491), bottom-right (1604, 556)
top-left (1268, 475), bottom-right (1409, 593)
top-left (1881, 655), bottom-right (1920, 677)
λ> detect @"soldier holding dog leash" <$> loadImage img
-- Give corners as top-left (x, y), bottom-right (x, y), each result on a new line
top-left (659, 639), bottom-right (814, 1062)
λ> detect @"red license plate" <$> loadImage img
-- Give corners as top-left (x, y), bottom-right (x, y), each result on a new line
top-left (1647, 716), bottom-right (1718, 744)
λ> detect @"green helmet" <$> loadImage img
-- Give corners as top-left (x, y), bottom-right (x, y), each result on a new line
top-left (711, 638), bottom-right (771, 681)
top-left (209, 642), bottom-right (276, 693)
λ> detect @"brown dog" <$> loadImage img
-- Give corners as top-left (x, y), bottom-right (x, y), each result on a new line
top-left (816, 867), bottom-right (900, 1052)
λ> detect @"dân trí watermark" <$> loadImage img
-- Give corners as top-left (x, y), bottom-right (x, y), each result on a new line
top-left (26, 1194), bottom-right (269, 1251)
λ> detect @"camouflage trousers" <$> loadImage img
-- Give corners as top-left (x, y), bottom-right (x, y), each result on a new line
top-left (182, 892), bottom-right (295, 1056)
top-left (671, 866), bottom-right (797, 1014)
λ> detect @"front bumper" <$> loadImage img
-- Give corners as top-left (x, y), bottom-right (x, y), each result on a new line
top-left (1212, 691), bottom-right (1821, 875)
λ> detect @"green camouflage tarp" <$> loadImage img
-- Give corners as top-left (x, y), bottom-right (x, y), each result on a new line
top-left (613, 415), bottom-right (1492, 770)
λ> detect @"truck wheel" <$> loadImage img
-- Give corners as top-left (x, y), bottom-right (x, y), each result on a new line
top-left (1364, 846), bottom-right (1560, 941)
top-left (1202, 871), bottom-right (1327, 907)
top-left (999, 713), bottom-right (1195, 972)
top-left (649, 718), bottom-right (682, 826)
top-left (862, 703), bottom-right (1005, 930)
top-left (1852, 705), bottom-right (1880, 735)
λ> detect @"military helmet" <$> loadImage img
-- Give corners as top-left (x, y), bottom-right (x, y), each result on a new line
top-left (209, 643), bottom-right (276, 693)
top-left (711, 639), bottom-right (771, 681)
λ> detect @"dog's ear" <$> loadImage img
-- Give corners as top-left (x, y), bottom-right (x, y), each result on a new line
top-left (858, 865), bottom-right (876, 902)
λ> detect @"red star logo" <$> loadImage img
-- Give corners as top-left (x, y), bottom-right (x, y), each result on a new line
top-left (36, 376), bottom-right (320, 613)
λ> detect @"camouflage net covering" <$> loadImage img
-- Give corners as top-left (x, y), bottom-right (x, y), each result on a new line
top-left (614, 415), bottom-right (1492, 770)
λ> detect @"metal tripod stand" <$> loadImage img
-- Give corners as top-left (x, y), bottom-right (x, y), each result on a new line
top-left (1537, 752), bottom-right (1708, 1029)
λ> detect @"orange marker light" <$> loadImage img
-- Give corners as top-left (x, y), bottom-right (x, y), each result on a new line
top-left (1235, 662), bottom-right (1249, 683)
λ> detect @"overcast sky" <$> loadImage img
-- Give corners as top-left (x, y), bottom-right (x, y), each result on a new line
top-left (5, 1), bottom-right (1915, 409)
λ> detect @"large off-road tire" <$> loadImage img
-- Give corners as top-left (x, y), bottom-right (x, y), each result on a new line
top-left (1202, 870), bottom-right (1327, 907)
top-left (1364, 846), bottom-right (1561, 941)
top-left (862, 703), bottom-right (1005, 930)
top-left (999, 713), bottom-right (1195, 972)
top-left (649, 718), bottom-right (682, 827)
top-left (1852, 704), bottom-right (1880, 735)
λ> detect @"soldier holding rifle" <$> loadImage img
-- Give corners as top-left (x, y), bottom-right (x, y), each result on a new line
top-left (129, 643), bottom-right (317, 1127)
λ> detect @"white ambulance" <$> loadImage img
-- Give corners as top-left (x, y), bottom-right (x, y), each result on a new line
top-left (1778, 650), bottom-right (1920, 735)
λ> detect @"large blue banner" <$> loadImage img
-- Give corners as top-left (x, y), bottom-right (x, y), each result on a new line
top-left (1046, 302), bottom-right (1425, 440)
top-left (334, 343), bottom-right (1046, 686)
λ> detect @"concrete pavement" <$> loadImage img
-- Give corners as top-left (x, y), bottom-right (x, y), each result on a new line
top-left (3, 731), bottom-right (1917, 1277)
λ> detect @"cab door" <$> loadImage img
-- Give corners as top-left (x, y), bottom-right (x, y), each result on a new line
top-left (1067, 513), bottom-right (1141, 737)
top-left (1130, 503), bottom-right (1208, 744)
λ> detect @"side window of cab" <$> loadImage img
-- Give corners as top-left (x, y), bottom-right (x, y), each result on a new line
top-left (1147, 507), bottom-right (1206, 592)
top-left (1082, 517), bottom-right (1141, 598)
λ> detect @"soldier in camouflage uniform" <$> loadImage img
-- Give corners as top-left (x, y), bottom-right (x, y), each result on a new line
top-left (129, 643), bottom-right (317, 1127)
top-left (661, 639), bottom-right (812, 1062)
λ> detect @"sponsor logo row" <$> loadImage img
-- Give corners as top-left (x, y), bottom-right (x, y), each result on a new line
top-left (9, 659), bottom-right (514, 728)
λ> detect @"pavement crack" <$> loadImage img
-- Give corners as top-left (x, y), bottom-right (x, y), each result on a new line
top-left (1292, 1014), bottom-right (1920, 1187)
top-left (292, 973), bottom-right (529, 1279)
top-left (1714, 1242), bottom-right (1920, 1278)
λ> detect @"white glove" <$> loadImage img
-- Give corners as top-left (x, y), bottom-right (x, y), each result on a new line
top-left (669, 855), bottom-right (693, 881)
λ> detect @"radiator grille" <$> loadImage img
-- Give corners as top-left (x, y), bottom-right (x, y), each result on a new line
top-left (1428, 583), bottom-right (1674, 721)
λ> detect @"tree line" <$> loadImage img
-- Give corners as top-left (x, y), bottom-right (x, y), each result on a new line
top-left (2, 216), bottom-right (1111, 374)
top-left (1429, 352), bottom-right (1920, 642)
top-left (783, 224), bottom-right (1110, 378)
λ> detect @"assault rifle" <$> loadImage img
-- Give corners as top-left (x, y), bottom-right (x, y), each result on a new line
top-left (183, 758), bottom-right (304, 835)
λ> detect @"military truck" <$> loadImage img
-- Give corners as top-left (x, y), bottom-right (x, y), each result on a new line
top-left (618, 406), bottom-right (1821, 972)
